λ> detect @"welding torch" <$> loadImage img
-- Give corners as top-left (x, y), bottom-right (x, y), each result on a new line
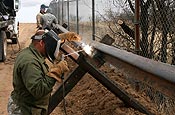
top-left (61, 49), bottom-right (84, 60)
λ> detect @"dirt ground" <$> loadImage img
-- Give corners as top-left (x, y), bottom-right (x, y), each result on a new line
top-left (0, 23), bottom-right (159, 115)
top-left (0, 23), bottom-right (35, 115)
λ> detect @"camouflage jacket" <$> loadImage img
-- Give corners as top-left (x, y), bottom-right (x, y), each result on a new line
top-left (36, 12), bottom-right (44, 28)
top-left (11, 43), bottom-right (56, 115)
top-left (40, 13), bottom-right (58, 29)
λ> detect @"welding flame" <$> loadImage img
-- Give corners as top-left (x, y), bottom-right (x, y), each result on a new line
top-left (81, 43), bottom-right (93, 56)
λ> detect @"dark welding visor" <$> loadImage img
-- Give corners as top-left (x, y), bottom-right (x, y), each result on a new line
top-left (42, 29), bottom-right (61, 63)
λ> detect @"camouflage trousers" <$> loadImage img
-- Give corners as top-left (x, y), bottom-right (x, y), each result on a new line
top-left (7, 96), bottom-right (21, 115)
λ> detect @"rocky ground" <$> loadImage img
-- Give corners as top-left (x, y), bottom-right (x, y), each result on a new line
top-left (0, 23), bottom-right (160, 115)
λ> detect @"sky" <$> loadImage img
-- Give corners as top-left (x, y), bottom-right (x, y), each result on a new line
top-left (16, 0), bottom-right (118, 23)
top-left (16, 0), bottom-right (51, 23)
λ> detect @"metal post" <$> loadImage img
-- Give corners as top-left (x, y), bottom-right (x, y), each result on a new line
top-left (57, 0), bottom-right (59, 24)
top-left (67, 0), bottom-right (70, 30)
top-left (59, 0), bottom-right (61, 24)
top-left (92, 0), bottom-right (95, 40)
top-left (135, 0), bottom-right (140, 54)
top-left (61, 0), bottom-right (64, 25)
top-left (76, 0), bottom-right (79, 34)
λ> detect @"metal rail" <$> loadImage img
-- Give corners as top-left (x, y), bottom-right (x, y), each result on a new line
top-left (48, 43), bottom-right (154, 115)
top-left (57, 23), bottom-right (175, 93)
top-left (48, 24), bottom-right (175, 114)
top-left (90, 41), bottom-right (175, 99)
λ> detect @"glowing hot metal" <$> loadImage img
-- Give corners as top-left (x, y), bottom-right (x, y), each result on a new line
top-left (81, 43), bottom-right (93, 56)
top-left (61, 43), bottom-right (93, 60)
top-left (62, 50), bottom-right (84, 58)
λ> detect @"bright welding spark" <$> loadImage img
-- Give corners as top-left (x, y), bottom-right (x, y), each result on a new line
top-left (82, 43), bottom-right (93, 56)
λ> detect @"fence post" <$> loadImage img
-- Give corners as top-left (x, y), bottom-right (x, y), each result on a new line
top-left (67, 0), bottom-right (70, 31)
top-left (135, 0), bottom-right (140, 54)
top-left (92, 0), bottom-right (95, 40)
top-left (76, 0), bottom-right (79, 34)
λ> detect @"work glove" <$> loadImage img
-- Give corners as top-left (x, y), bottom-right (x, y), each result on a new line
top-left (47, 60), bottom-right (69, 82)
top-left (58, 32), bottom-right (82, 43)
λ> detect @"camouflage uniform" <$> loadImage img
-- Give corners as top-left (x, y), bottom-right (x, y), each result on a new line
top-left (36, 12), bottom-right (44, 28)
top-left (8, 44), bottom-right (56, 115)
top-left (40, 8), bottom-right (58, 29)
top-left (36, 4), bottom-right (48, 28)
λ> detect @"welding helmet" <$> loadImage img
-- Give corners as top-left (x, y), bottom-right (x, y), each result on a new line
top-left (42, 29), bottom-right (61, 63)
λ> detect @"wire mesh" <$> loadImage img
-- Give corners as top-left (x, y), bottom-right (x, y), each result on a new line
top-left (50, 0), bottom-right (175, 65)
top-left (128, 78), bottom-right (175, 114)
top-left (49, 0), bottom-right (175, 114)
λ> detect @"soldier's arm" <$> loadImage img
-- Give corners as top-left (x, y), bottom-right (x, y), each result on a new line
top-left (53, 15), bottom-right (58, 24)
top-left (21, 60), bottom-right (56, 99)
top-left (36, 14), bottom-right (42, 27)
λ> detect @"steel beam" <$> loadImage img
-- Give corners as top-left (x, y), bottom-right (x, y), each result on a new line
top-left (90, 41), bottom-right (175, 99)
top-left (48, 66), bottom-right (87, 114)
top-left (77, 53), bottom-right (153, 115)
top-left (47, 23), bottom-right (155, 114)
top-left (48, 24), bottom-right (166, 114)
top-left (48, 43), bottom-right (153, 115)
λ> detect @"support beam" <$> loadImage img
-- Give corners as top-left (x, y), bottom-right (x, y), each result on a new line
top-left (90, 41), bottom-right (175, 99)
top-left (77, 53), bottom-right (154, 115)
top-left (48, 24), bottom-right (154, 115)
top-left (48, 66), bottom-right (87, 114)
top-left (48, 51), bottom-right (153, 114)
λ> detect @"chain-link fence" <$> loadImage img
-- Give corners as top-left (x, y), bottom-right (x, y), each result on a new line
top-left (49, 1), bottom-right (175, 113)
top-left (50, 0), bottom-right (175, 65)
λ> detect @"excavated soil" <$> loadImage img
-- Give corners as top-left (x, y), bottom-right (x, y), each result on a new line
top-left (0, 23), bottom-right (160, 115)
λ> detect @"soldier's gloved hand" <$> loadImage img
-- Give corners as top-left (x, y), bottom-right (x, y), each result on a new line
top-left (47, 60), bottom-right (69, 82)
top-left (58, 32), bottom-right (82, 42)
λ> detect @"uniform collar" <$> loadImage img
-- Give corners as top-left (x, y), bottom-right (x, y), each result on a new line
top-left (29, 43), bottom-right (45, 63)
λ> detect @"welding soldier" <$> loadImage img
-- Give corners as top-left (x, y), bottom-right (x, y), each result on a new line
top-left (40, 7), bottom-right (58, 30)
top-left (7, 29), bottom-right (81, 115)
top-left (36, 4), bottom-right (48, 29)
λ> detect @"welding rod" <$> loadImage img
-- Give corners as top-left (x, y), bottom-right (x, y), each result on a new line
top-left (63, 50), bottom-right (84, 57)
